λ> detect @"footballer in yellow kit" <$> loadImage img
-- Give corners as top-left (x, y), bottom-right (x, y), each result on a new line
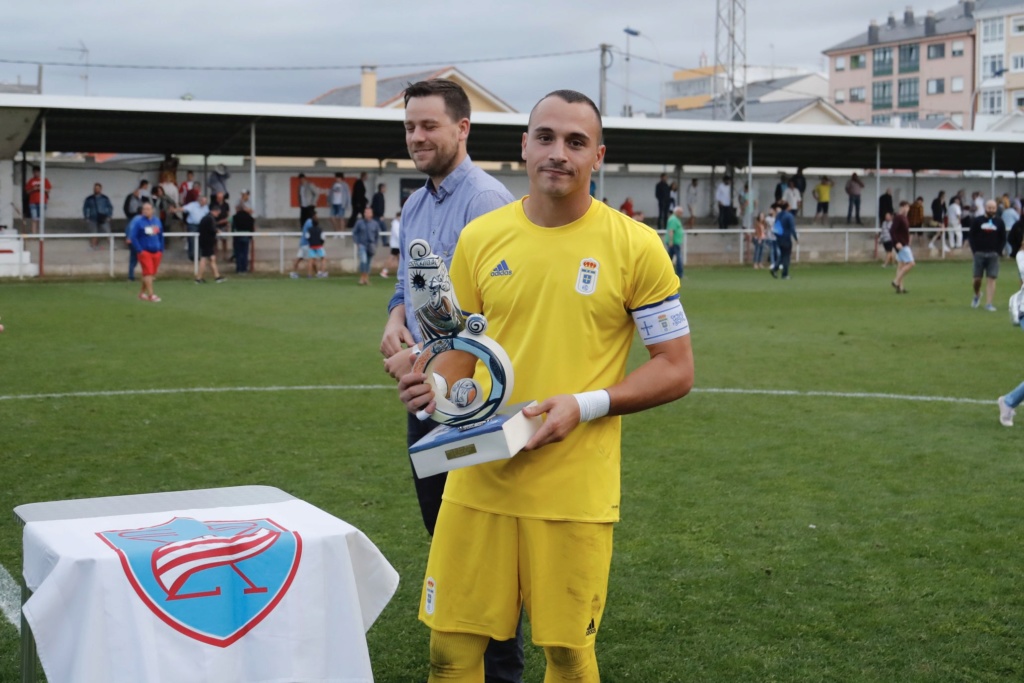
top-left (399, 90), bottom-right (694, 683)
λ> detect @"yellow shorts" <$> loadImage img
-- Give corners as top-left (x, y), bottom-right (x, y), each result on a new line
top-left (419, 501), bottom-right (614, 648)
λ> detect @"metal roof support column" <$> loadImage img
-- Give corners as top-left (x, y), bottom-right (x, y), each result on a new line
top-left (875, 143), bottom-right (881, 230)
top-left (250, 123), bottom-right (257, 216)
top-left (744, 138), bottom-right (753, 264)
top-left (38, 115), bottom-right (46, 277)
top-left (991, 147), bottom-right (996, 199)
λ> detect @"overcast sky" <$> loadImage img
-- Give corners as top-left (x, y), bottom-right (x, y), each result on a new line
top-left (0, 0), bottom-right (946, 114)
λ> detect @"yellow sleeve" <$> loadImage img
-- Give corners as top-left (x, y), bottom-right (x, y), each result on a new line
top-left (448, 230), bottom-right (482, 315)
top-left (626, 228), bottom-right (681, 312)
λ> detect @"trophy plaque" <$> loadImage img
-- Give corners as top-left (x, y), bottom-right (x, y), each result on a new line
top-left (405, 239), bottom-right (542, 478)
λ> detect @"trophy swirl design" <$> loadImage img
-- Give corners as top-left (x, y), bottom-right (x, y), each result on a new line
top-left (408, 239), bottom-right (514, 427)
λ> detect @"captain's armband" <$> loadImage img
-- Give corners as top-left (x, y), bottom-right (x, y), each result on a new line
top-left (631, 297), bottom-right (690, 345)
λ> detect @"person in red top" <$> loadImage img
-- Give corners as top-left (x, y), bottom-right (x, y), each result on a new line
top-left (179, 171), bottom-right (201, 206)
top-left (24, 167), bottom-right (52, 234)
top-left (619, 196), bottom-right (634, 217)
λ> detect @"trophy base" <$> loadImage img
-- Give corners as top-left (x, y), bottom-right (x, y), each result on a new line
top-left (409, 401), bottom-right (543, 479)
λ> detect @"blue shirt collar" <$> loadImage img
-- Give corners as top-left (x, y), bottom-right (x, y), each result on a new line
top-left (426, 155), bottom-right (474, 203)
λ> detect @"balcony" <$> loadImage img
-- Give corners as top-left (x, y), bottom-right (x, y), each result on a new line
top-left (873, 99), bottom-right (893, 110)
top-left (899, 61), bottom-right (920, 74)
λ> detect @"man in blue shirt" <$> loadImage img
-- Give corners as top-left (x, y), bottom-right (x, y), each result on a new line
top-left (181, 195), bottom-right (210, 263)
top-left (127, 202), bottom-right (165, 302)
top-left (770, 200), bottom-right (799, 280)
top-left (378, 78), bottom-right (520, 683)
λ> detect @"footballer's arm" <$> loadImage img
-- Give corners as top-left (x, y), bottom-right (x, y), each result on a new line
top-left (523, 335), bottom-right (693, 451)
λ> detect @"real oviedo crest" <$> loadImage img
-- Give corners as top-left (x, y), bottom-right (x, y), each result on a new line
top-left (575, 258), bottom-right (599, 295)
top-left (97, 517), bottom-right (302, 647)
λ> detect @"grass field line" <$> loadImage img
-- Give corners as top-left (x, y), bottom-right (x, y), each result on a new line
top-left (0, 563), bottom-right (21, 633)
top-left (0, 383), bottom-right (995, 405)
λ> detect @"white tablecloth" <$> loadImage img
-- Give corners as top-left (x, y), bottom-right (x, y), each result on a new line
top-left (22, 498), bottom-right (399, 683)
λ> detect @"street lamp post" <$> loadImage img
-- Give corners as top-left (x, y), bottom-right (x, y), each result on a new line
top-left (623, 27), bottom-right (666, 117)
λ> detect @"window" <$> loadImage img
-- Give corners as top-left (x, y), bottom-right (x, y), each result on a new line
top-left (983, 54), bottom-right (1005, 78)
top-left (951, 76), bottom-right (965, 93)
top-left (850, 87), bottom-right (867, 103)
top-left (982, 17), bottom-right (1005, 43)
top-left (834, 89), bottom-right (846, 103)
top-left (927, 78), bottom-right (945, 95)
top-left (925, 113), bottom-right (945, 120)
top-left (1014, 91), bottom-right (1024, 110)
top-left (1012, 54), bottom-right (1024, 73)
top-left (899, 44), bottom-right (920, 73)
top-left (873, 47), bottom-right (893, 75)
top-left (850, 53), bottom-right (867, 69)
top-left (898, 78), bottom-right (919, 108)
top-left (899, 112), bottom-right (919, 125)
top-left (951, 41), bottom-right (965, 57)
top-left (980, 88), bottom-right (1004, 115)
top-left (871, 81), bottom-right (892, 109)
top-left (835, 56), bottom-right (846, 71)
top-left (1014, 17), bottom-right (1024, 35)
top-left (871, 114), bottom-right (892, 125)
top-left (927, 43), bottom-right (945, 59)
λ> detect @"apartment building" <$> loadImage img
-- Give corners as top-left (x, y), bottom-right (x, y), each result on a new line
top-left (824, 3), bottom-right (978, 128)
top-left (973, 0), bottom-right (1024, 130)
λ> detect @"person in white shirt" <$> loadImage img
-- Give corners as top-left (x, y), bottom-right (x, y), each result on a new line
top-left (715, 177), bottom-right (732, 230)
top-left (329, 173), bottom-right (351, 232)
top-left (181, 196), bottom-right (210, 262)
top-left (684, 179), bottom-right (699, 229)
top-left (947, 196), bottom-right (963, 250)
top-left (783, 179), bottom-right (801, 215)
top-left (380, 210), bottom-right (401, 278)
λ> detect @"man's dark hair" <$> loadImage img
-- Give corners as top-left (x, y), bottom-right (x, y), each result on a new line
top-left (139, 180), bottom-right (149, 188)
top-left (378, 183), bottom-right (385, 191)
top-left (335, 172), bottom-right (344, 178)
top-left (140, 200), bottom-right (153, 208)
top-left (529, 90), bottom-right (603, 141)
top-left (403, 79), bottom-right (471, 123)
top-left (298, 173), bottom-right (306, 178)
top-left (899, 200), bottom-right (911, 207)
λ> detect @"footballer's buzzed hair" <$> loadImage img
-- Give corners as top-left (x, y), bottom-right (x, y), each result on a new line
top-left (529, 89), bottom-right (603, 142)
top-left (403, 79), bottom-right (471, 123)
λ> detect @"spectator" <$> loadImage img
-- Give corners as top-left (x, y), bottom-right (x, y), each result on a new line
top-left (928, 191), bottom-right (948, 253)
top-left (879, 211), bottom-right (895, 268)
top-left (947, 195), bottom-right (964, 250)
top-left (123, 183), bottom-right (145, 220)
top-left (232, 189), bottom-right (255, 274)
top-left (668, 181), bottom-right (679, 212)
top-left (353, 206), bottom-right (381, 286)
top-left (372, 183), bottom-right (386, 220)
top-left (664, 206), bottom-right (684, 278)
top-left (297, 173), bottom-right (322, 229)
top-left (195, 204), bottom-right (226, 284)
top-left (738, 181), bottom-right (752, 233)
top-left (752, 211), bottom-right (767, 269)
top-left (783, 179), bottom-right (801, 214)
top-left (178, 171), bottom-right (199, 205)
top-left (969, 199), bottom-right (1007, 311)
top-left (305, 211), bottom-right (327, 278)
top-left (793, 167), bottom-right (807, 215)
top-left (774, 173), bottom-right (787, 204)
top-left (764, 206), bottom-right (779, 272)
top-left (1001, 200), bottom-right (1020, 255)
top-left (812, 176), bottom-right (833, 225)
top-left (82, 183), bottom-right (113, 250)
top-left (655, 172), bottom-right (671, 230)
top-left (908, 197), bottom-right (925, 230)
top-left (208, 164), bottom-right (230, 200)
top-left (684, 178), bottom-right (698, 229)
top-left (715, 176), bottom-right (732, 230)
top-left (845, 173), bottom-right (864, 225)
top-left (289, 215), bottom-right (311, 279)
top-left (619, 196), bottom-right (634, 217)
top-left (209, 191), bottom-right (231, 261)
top-left (138, 179), bottom-right (151, 201)
top-left (770, 201), bottom-right (798, 279)
top-left (349, 172), bottom-right (368, 227)
top-left (24, 167), bottom-right (51, 234)
top-left (181, 195), bottom-right (210, 263)
top-left (890, 200), bottom-right (914, 294)
top-left (329, 172), bottom-right (350, 232)
top-left (973, 191), bottom-right (985, 220)
top-left (381, 209), bottom-right (400, 278)
top-left (150, 185), bottom-right (172, 227)
top-left (127, 202), bottom-right (165, 302)
top-left (879, 187), bottom-right (894, 222)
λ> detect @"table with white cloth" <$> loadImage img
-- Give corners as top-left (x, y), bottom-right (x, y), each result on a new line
top-left (15, 485), bottom-right (400, 683)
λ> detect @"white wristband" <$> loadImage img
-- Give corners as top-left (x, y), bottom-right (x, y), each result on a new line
top-left (573, 389), bottom-right (610, 422)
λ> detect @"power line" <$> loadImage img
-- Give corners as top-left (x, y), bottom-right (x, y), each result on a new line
top-left (0, 48), bottom-right (599, 73)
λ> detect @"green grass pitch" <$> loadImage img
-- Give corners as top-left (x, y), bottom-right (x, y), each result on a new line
top-left (1, 261), bottom-right (1022, 682)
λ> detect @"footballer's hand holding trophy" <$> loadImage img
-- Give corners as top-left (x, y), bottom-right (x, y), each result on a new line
top-left (405, 239), bottom-right (541, 478)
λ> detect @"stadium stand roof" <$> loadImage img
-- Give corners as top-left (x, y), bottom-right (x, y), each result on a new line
top-left (1, 93), bottom-right (1022, 172)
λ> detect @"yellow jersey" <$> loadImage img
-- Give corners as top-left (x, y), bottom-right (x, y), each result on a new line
top-left (445, 197), bottom-right (683, 522)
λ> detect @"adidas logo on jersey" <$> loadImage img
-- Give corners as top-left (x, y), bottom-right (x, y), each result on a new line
top-left (490, 259), bottom-right (513, 277)
top-left (585, 618), bottom-right (596, 636)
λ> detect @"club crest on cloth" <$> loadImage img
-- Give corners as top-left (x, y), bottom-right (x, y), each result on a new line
top-left (97, 517), bottom-right (302, 647)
